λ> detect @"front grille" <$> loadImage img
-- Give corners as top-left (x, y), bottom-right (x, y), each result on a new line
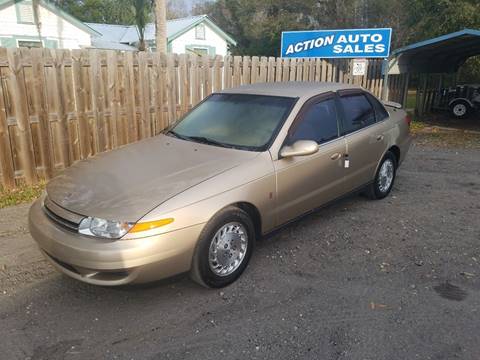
top-left (43, 197), bottom-right (84, 232)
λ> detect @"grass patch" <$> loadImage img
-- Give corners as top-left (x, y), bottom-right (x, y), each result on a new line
top-left (0, 182), bottom-right (45, 209)
top-left (405, 90), bottom-right (416, 109)
top-left (413, 131), bottom-right (480, 149)
top-left (409, 120), bottom-right (427, 134)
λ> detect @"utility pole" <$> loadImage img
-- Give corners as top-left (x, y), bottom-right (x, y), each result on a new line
top-left (155, 0), bottom-right (167, 54)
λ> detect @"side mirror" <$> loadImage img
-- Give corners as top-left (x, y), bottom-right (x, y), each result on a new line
top-left (280, 140), bottom-right (319, 158)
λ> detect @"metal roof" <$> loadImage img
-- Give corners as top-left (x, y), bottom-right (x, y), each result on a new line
top-left (390, 29), bottom-right (480, 74)
top-left (88, 15), bottom-right (237, 48)
top-left (119, 16), bottom-right (207, 43)
top-left (89, 38), bottom-right (138, 51)
top-left (220, 82), bottom-right (360, 98)
top-left (86, 23), bottom-right (130, 42)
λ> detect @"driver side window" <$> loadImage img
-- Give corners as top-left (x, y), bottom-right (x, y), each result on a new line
top-left (288, 98), bottom-right (339, 145)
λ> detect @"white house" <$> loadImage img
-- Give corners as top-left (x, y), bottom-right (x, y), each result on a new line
top-left (88, 15), bottom-right (237, 55)
top-left (0, 0), bottom-right (237, 55)
top-left (0, 0), bottom-right (97, 49)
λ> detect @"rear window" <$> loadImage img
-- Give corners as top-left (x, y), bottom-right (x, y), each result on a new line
top-left (339, 94), bottom-right (376, 134)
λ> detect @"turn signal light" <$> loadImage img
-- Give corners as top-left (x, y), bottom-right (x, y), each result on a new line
top-left (129, 218), bottom-right (174, 233)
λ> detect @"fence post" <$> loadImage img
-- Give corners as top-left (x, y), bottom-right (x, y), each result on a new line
top-left (165, 53), bottom-right (177, 125)
top-left (191, 55), bottom-right (201, 106)
top-left (31, 48), bottom-right (54, 179)
top-left (0, 51), bottom-right (15, 189)
top-left (124, 51), bottom-right (138, 143)
top-left (72, 49), bottom-right (91, 158)
top-left (106, 50), bottom-right (121, 148)
top-left (138, 51), bottom-right (151, 139)
top-left (7, 49), bottom-right (37, 184)
top-left (223, 55), bottom-right (232, 89)
top-left (213, 55), bottom-right (222, 92)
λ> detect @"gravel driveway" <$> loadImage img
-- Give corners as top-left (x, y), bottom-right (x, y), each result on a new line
top-left (1, 139), bottom-right (479, 360)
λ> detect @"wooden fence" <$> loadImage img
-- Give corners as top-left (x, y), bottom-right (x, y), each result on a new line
top-left (0, 48), bottom-right (387, 189)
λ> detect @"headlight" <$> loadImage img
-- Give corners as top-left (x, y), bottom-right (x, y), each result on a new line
top-left (78, 217), bottom-right (133, 239)
top-left (78, 217), bottom-right (175, 239)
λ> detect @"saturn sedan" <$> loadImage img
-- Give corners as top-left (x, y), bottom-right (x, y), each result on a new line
top-left (29, 82), bottom-right (411, 288)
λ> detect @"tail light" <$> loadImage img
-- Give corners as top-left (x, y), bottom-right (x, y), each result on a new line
top-left (405, 115), bottom-right (412, 127)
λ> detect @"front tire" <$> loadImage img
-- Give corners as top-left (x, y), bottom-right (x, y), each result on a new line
top-left (450, 100), bottom-right (471, 119)
top-left (366, 151), bottom-right (397, 200)
top-left (190, 206), bottom-right (255, 288)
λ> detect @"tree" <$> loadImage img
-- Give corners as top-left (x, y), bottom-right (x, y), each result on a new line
top-left (155, 0), bottom-right (167, 53)
top-left (167, 0), bottom-right (188, 18)
top-left (133, 0), bottom-right (152, 51)
top-left (32, 0), bottom-right (43, 46)
top-left (58, 0), bottom-right (136, 25)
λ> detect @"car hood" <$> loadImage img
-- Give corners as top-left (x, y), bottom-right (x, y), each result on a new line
top-left (46, 135), bottom-right (259, 221)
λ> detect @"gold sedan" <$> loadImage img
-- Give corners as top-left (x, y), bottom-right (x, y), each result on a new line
top-left (29, 82), bottom-right (411, 288)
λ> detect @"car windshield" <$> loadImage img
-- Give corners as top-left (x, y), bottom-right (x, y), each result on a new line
top-left (169, 93), bottom-right (296, 150)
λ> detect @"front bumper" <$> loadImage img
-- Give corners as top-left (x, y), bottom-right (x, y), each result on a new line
top-left (28, 198), bottom-right (205, 286)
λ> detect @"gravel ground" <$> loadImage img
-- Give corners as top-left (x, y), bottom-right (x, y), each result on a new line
top-left (0, 138), bottom-right (479, 360)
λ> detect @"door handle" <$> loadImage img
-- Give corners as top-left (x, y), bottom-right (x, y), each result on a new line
top-left (330, 153), bottom-right (341, 160)
top-left (376, 135), bottom-right (384, 141)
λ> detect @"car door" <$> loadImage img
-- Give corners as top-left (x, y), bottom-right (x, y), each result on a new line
top-left (338, 90), bottom-right (389, 192)
top-left (273, 93), bottom-right (347, 225)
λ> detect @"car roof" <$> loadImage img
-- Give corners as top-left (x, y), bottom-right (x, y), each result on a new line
top-left (219, 81), bottom-right (363, 99)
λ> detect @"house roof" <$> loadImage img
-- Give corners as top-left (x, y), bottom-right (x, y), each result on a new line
top-left (0, 0), bottom-right (100, 36)
top-left (85, 23), bottom-right (130, 42)
top-left (88, 15), bottom-right (237, 46)
top-left (390, 29), bottom-right (480, 73)
top-left (90, 38), bottom-right (138, 51)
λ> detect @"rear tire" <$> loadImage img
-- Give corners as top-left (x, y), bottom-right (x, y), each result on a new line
top-left (366, 151), bottom-right (397, 200)
top-left (450, 100), bottom-right (471, 119)
top-left (190, 206), bottom-right (255, 288)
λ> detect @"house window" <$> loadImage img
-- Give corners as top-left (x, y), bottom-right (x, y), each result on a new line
top-left (16, 3), bottom-right (35, 24)
top-left (18, 40), bottom-right (42, 48)
top-left (195, 24), bottom-right (205, 40)
top-left (193, 47), bottom-right (208, 56)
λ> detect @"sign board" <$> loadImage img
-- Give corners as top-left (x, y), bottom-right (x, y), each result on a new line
top-left (352, 59), bottom-right (368, 76)
top-left (281, 28), bottom-right (392, 58)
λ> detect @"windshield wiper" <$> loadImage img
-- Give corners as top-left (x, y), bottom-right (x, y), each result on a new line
top-left (166, 130), bottom-right (189, 141)
top-left (186, 136), bottom-right (231, 148)
top-left (166, 130), bottom-right (232, 148)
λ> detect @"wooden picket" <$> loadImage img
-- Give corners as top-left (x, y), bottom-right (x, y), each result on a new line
top-left (0, 48), bottom-right (386, 188)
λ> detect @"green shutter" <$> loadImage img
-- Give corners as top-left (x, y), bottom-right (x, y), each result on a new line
top-left (0, 37), bottom-right (16, 48)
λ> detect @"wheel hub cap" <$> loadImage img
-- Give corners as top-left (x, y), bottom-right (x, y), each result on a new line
top-left (209, 222), bottom-right (248, 276)
top-left (378, 159), bottom-right (394, 193)
top-left (453, 104), bottom-right (467, 116)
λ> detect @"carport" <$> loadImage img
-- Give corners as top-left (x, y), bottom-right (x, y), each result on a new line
top-left (386, 29), bottom-right (480, 115)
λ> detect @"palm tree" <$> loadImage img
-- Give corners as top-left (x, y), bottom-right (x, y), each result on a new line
top-left (155, 0), bottom-right (167, 53)
top-left (133, 0), bottom-right (150, 51)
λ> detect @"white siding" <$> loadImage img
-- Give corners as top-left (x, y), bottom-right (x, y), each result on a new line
top-left (0, 1), bottom-right (91, 49)
top-left (170, 23), bottom-right (229, 56)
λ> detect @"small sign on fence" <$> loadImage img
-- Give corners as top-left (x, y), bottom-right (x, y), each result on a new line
top-left (352, 59), bottom-right (368, 76)
top-left (281, 28), bottom-right (392, 59)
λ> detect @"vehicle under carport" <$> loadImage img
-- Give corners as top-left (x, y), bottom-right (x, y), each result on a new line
top-left (385, 29), bottom-right (480, 118)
